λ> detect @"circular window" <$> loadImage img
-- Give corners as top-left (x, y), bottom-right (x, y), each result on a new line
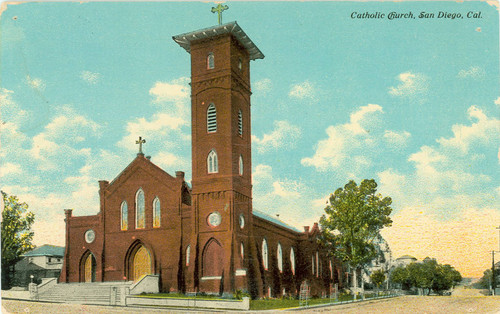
top-left (207, 212), bottom-right (222, 227)
top-left (84, 229), bottom-right (95, 244)
top-left (239, 214), bottom-right (245, 229)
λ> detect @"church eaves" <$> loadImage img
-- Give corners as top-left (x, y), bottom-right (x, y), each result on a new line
top-left (172, 21), bottom-right (265, 61)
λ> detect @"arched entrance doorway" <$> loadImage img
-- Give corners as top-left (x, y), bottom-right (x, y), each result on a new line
top-left (82, 253), bottom-right (96, 282)
top-left (202, 238), bottom-right (223, 277)
top-left (133, 245), bottom-right (152, 281)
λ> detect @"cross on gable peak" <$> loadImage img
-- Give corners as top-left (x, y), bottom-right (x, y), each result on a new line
top-left (135, 136), bottom-right (146, 155)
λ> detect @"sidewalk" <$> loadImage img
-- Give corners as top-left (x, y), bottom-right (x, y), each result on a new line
top-left (1, 290), bottom-right (31, 301)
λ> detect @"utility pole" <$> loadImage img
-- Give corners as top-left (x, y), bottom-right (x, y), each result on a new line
top-left (494, 226), bottom-right (500, 296)
top-left (492, 251), bottom-right (496, 295)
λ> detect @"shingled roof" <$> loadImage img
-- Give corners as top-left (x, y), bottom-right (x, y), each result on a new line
top-left (22, 245), bottom-right (65, 257)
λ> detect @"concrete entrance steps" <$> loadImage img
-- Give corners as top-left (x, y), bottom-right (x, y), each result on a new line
top-left (38, 281), bottom-right (133, 305)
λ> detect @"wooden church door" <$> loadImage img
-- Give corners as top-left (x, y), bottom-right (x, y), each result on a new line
top-left (202, 239), bottom-right (223, 277)
top-left (84, 254), bottom-right (96, 282)
top-left (133, 246), bottom-right (152, 281)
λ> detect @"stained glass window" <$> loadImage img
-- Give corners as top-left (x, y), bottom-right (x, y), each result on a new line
top-left (136, 189), bottom-right (145, 229)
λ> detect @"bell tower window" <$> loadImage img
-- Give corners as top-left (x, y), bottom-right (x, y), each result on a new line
top-left (239, 155), bottom-right (243, 176)
top-left (207, 52), bottom-right (214, 69)
top-left (207, 150), bottom-right (218, 174)
top-left (207, 104), bottom-right (217, 133)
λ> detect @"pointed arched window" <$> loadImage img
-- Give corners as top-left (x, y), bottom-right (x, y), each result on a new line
top-left (262, 238), bottom-right (268, 270)
top-left (239, 155), bottom-right (243, 176)
top-left (136, 189), bottom-right (145, 229)
top-left (329, 259), bottom-right (333, 279)
top-left (186, 245), bottom-right (191, 267)
top-left (240, 242), bottom-right (244, 260)
top-left (316, 251), bottom-right (320, 277)
top-left (207, 52), bottom-right (214, 69)
top-left (290, 247), bottom-right (296, 275)
top-left (121, 201), bottom-right (128, 231)
top-left (277, 243), bottom-right (283, 272)
top-left (207, 104), bottom-right (217, 133)
top-left (207, 150), bottom-right (218, 174)
top-left (153, 197), bottom-right (160, 228)
top-left (238, 110), bottom-right (243, 136)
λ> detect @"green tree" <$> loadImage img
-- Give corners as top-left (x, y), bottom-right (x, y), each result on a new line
top-left (391, 259), bottom-right (462, 295)
top-left (407, 261), bottom-right (434, 295)
top-left (390, 265), bottom-right (412, 290)
top-left (432, 264), bottom-right (462, 294)
top-left (474, 269), bottom-right (492, 289)
top-left (319, 179), bottom-right (393, 299)
top-left (1, 191), bottom-right (35, 289)
top-left (370, 269), bottom-right (386, 293)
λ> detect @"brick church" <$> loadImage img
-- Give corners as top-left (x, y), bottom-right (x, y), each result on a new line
top-left (60, 20), bottom-right (343, 298)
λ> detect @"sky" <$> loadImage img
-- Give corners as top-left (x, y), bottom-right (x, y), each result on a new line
top-left (1, 1), bottom-right (499, 278)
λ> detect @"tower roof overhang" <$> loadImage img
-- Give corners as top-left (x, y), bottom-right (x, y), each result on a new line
top-left (172, 21), bottom-right (264, 61)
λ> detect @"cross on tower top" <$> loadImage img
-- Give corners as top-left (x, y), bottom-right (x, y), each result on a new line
top-left (135, 136), bottom-right (146, 155)
top-left (211, 3), bottom-right (229, 25)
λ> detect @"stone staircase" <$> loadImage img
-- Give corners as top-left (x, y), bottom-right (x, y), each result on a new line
top-left (38, 281), bottom-right (132, 305)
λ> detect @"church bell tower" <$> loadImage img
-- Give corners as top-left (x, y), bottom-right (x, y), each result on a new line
top-left (173, 18), bottom-right (264, 294)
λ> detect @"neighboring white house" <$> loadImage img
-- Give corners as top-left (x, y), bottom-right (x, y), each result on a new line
top-left (394, 255), bottom-right (418, 267)
top-left (13, 245), bottom-right (65, 287)
top-left (363, 237), bottom-right (393, 287)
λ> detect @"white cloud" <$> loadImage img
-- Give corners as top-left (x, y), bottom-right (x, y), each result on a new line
top-left (384, 130), bottom-right (411, 147)
top-left (345, 104), bottom-right (383, 134)
top-left (436, 106), bottom-right (500, 153)
top-left (28, 106), bottom-right (101, 170)
top-left (149, 77), bottom-right (190, 103)
top-left (0, 162), bottom-right (22, 177)
top-left (457, 66), bottom-right (485, 79)
top-left (117, 113), bottom-right (188, 152)
top-left (301, 104), bottom-right (383, 174)
top-left (377, 105), bottom-right (499, 277)
top-left (252, 120), bottom-right (301, 153)
top-left (494, 97), bottom-right (500, 106)
top-left (289, 81), bottom-right (316, 100)
top-left (252, 164), bottom-right (273, 185)
top-left (0, 88), bottom-right (31, 158)
top-left (152, 151), bottom-right (189, 171)
top-left (311, 194), bottom-right (330, 209)
top-left (80, 71), bottom-right (101, 84)
top-left (252, 164), bottom-right (321, 230)
top-left (26, 75), bottom-right (45, 91)
top-left (272, 180), bottom-right (301, 199)
top-left (253, 78), bottom-right (271, 93)
top-left (44, 106), bottom-right (100, 143)
top-left (388, 72), bottom-right (428, 97)
top-left (0, 88), bottom-right (30, 125)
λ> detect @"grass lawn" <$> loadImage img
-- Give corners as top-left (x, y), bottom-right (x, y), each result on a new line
top-left (135, 292), bottom-right (393, 311)
top-left (250, 294), bottom-right (355, 310)
top-left (137, 293), bottom-right (229, 301)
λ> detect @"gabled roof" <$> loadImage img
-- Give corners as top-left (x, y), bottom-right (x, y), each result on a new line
top-left (173, 21), bottom-right (265, 61)
top-left (106, 154), bottom-right (181, 195)
top-left (397, 255), bottom-right (417, 260)
top-left (23, 245), bottom-right (65, 257)
top-left (253, 210), bottom-right (301, 233)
